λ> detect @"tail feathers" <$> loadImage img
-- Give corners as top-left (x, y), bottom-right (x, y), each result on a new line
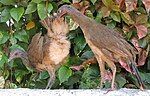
top-left (131, 62), bottom-right (144, 90)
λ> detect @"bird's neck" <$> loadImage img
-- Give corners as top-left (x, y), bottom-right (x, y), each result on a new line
top-left (20, 52), bottom-right (30, 68)
top-left (67, 9), bottom-right (93, 30)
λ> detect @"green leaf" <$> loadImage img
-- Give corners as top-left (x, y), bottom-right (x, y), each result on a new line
top-left (136, 14), bottom-right (148, 24)
top-left (58, 66), bottom-right (72, 84)
top-left (39, 71), bottom-right (49, 80)
top-left (62, 0), bottom-right (71, 3)
top-left (107, 21), bottom-right (116, 29)
top-left (10, 7), bottom-right (24, 22)
top-left (95, 11), bottom-right (103, 22)
top-left (0, 8), bottom-right (11, 22)
top-left (137, 7), bottom-right (147, 14)
top-left (47, 3), bottom-right (53, 13)
top-left (116, 74), bottom-right (126, 88)
top-left (15, 70), bottom-right (28, 83)
top-left (0, 51), bottom-right (8, 69)
top-left (25, 2), bottom-right (37, 14)
top-left (14, 30), bottom-right (29, 43)
top-left (32, 0), bottom-right (42, 4)
top-left (9, 44), bottom-right (25, 51)
top-left (102, 0), bottom-right (114, 7)
top-left (138, 38), bottom-right (148, 48)
top-left (80, 66), bottom-right (99, 88)
top-left (66, 16), bottom-right (79, 31)
top-left (37, 2), bottom-right (47, 20)
top-left (0, 31), bottom-right (9, 44)
top-left (74, 35), bottom-right (86, 55)
top-left (120, 12), bottom-right (134, 25)
top-left (111, 5), bottom-right (120, 11)
top-left (9, 83), bottom-right (17, 88)
top-left (110, 12), bottom-right (121, 22)
top-left (0, 0), bottom-right (15, 5)
top-left (9, 36), bottom-right (17, 45)
top-left (3, 70), bottom-right (9, 80)
top-left (85, 10), bottom-right (94, 19)
top-left (90, 0), bottom-right (97, 5)
top-left (0, 76), bottom-right (5, 88)
top-left (80, 51), bottom-right (94, 60)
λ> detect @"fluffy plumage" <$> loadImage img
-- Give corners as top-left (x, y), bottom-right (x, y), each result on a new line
top-left (9, 16), bottom-right (70, 89)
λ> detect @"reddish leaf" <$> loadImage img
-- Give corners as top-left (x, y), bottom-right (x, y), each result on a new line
top-left (104, 70), bottom-right (112, 82)
top-left (119, 58), bottom-right (132, 73)
top-left (70, 65), bottom-right (84, 71)
top-left (135, 24), bottom-right (147, 39)
top-left (131, 38), bottom-right (148, 66)
top-left (116, 0), bottom-right (125, 10)
top-left (125, 0), bottom-right (137, 12)
top-left (142, 0), bottom-right (150, 14)
top-left (131, 37), bottom-right (140, 51)
top-left (137, 49), bottom-right (148, 66)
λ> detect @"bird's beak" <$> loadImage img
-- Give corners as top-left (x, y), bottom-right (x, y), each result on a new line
top-left (57, 10), bottom-right (67, 18)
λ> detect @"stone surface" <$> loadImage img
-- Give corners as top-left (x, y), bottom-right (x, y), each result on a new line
top-left (0, 88), bottom-right (150, 96)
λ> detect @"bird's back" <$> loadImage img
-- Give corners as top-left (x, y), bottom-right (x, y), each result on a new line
top-left (82, 20), bottom-right (137, 62)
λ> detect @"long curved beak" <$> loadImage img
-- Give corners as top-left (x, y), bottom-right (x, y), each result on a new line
top-left (56, 10), bottom-right (67, 18)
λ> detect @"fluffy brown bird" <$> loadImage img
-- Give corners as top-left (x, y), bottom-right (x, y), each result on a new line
top-left (57, 5), bottom-right (144, 90)
top-left (9, 16), bottom-right (70, 89)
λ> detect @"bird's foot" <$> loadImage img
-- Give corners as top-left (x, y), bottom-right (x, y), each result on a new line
top-left (140, 84), bottom-right (145, 91)
top-left (104, 87), bottom-right (116, 94)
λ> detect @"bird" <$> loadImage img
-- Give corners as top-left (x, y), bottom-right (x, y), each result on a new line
top-left (9, 16), bottom-right (70, 89)
top-left (57, 5), bottom-right (144, 90)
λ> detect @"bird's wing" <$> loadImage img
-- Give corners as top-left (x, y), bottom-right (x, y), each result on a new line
top-left (28, 32), bottom-right (44, 65)
top-left (89, 23), bottom-right (137, 60)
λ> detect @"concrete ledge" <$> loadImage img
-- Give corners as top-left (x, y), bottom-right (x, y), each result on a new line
top-left (0, 88), bottom-right (149, 96)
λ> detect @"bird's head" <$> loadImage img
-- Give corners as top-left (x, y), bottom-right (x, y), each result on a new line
top-left (8, 49), bottom-right (26, 62)
top-left (57, 5), bottom-right (75, 18)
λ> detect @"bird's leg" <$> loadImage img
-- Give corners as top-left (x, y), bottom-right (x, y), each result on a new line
top-left (46, 67), bottom-right (55, 89)
top-left (97, 57), bottom-right (106, 89)
top-left (105, 60), bottom-right (116, 90)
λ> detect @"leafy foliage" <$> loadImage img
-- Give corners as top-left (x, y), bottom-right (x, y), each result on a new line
top-left (0, 0), bottom-right (150, 89)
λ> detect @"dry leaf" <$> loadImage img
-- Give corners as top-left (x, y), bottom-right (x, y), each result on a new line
top-left (125, 0), bottom-right (137, 12)
top-left (135, 24), bottom-right (147, 39)
top-left (142, 0), bottom-right (150, 14)
top-left (26, 21), bottom-right (35, 30)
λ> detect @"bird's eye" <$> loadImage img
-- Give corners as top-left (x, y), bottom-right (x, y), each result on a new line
top-left (58, 10), bottom-right (62, 14)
